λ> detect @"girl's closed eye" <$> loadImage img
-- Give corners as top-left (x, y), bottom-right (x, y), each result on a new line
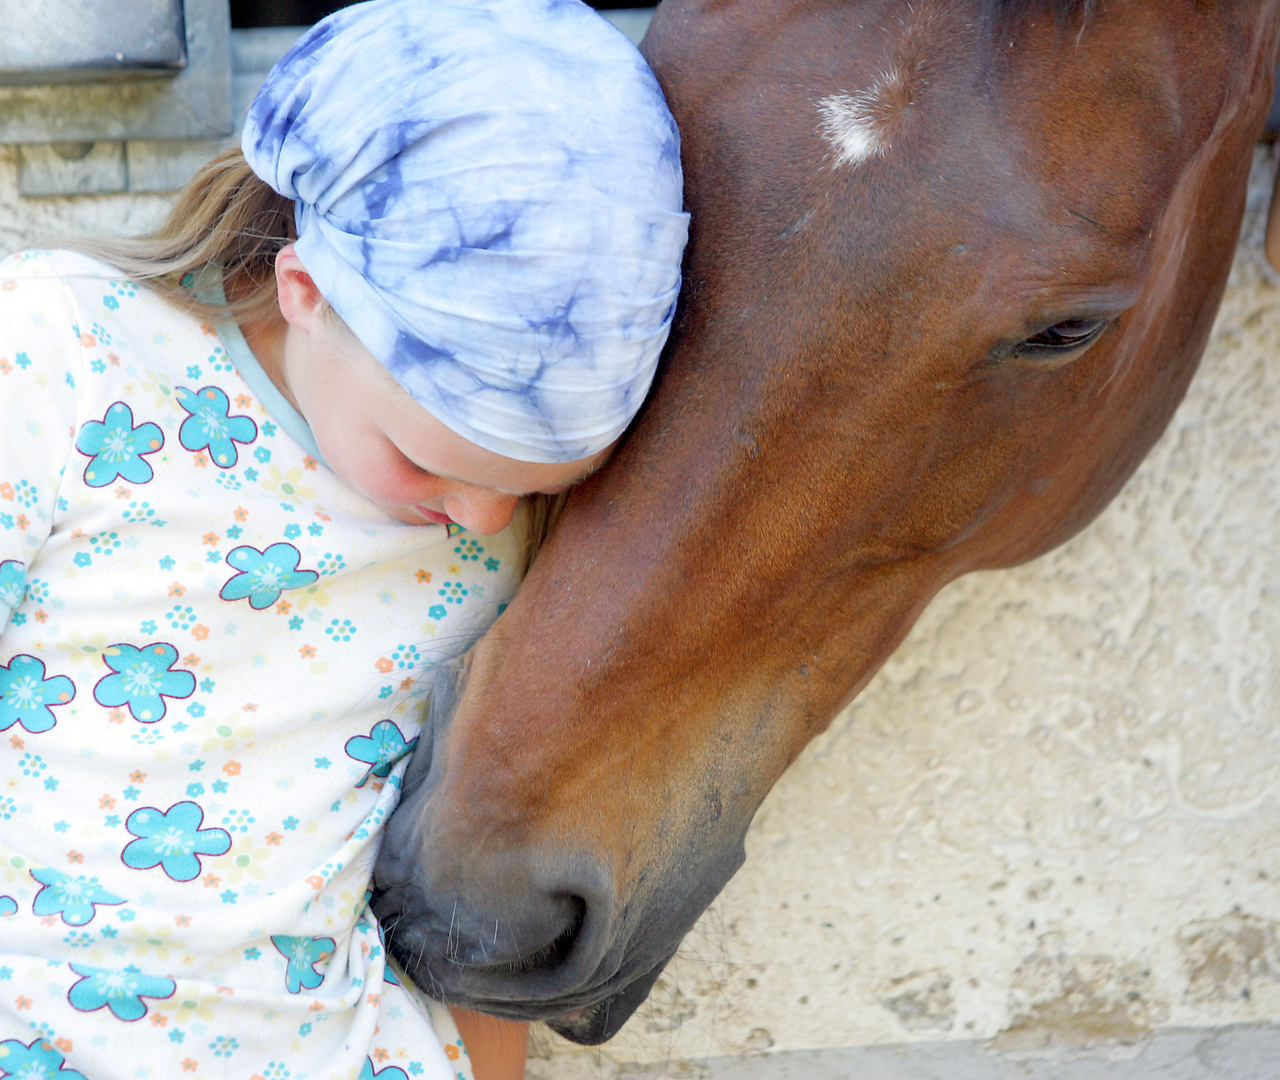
top-left (268, 305), bottom-right (609, 535)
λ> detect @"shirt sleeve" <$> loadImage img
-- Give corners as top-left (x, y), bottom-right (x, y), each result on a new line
top-left (0, 255), bottom-right (82, 634)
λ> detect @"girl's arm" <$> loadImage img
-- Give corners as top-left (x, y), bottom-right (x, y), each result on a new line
top-left (448, 1006), bottom-right (529, 1080)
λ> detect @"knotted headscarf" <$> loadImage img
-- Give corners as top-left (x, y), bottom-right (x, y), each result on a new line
top-left (242, 0), bottom-right (689, 463)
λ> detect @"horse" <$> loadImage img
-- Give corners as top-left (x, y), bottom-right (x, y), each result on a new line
top-left (372, 0), bottom-right (1280, 1044)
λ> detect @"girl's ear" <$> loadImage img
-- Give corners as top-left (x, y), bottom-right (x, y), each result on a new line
top-left (275, 244), bottom-right (326, 331)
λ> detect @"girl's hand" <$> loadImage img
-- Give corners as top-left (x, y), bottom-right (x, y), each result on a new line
top-left (448, 1005), bottom-right (528, 1080)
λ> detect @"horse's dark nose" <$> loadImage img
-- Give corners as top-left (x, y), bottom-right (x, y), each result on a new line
top-left (371, 812), bottom-right (616, 1008)
top-left (369, 656), bottom-right (617, 1008)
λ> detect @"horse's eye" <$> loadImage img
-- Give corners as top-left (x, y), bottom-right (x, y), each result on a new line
top-left (1017, 318), bottom-right (1108, 357)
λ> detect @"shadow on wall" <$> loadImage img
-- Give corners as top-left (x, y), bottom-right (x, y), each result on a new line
top-left (230, 0), bottom-right (644, 26)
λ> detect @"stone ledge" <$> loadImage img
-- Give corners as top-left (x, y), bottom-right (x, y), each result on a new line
top-left (530, 1024), bottom-right (1280, 1080)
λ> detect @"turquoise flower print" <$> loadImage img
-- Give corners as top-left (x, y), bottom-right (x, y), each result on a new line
top-left (93, 643), bottom-right (195, 723)
top-left (75, 402), bottom-right (163, 487)
top-left (389, 644), bottom-right (420, 670)
top-left (90, 530), bottom-right (121, 557)
top-left (121, 801), bottom-right (230, 881)
top-left (121, 500), bottom-right (160, 526)
top-left (210, 1035), bottom-right (238, 1057)
top-left (0, 559), bottom-right (24, 609)
top-left (0, 654), bottom-right (75, 733)
top-left (316, 552), bottom-right (346, 576)
top-left (0, 897), bottom-right (15, 918)
top-left (325, 619), bottom-right (356, 642)
top-left (30, 868), bottom-right (125, 925)
top-left (345, 721), bottom-right (417, 787)
top-left (9, 478), bottom-right (38, 509)
top-left (67, 962), bottom-right (175, 1021)
top-left (271, 935), bottom-right (335, 993)
top-left (220, 544), bottom-right (317, 609)
top-left (176, 386), bottom-right (257, 468)
top-left (454, 539), bottom-right (484, 561)
top-left (439, 581), bottom-right (468, 605)
top-left (360, 1059), bottom-right (409, 1080)
top-left (0, 1036), bottom-right (89, 1080)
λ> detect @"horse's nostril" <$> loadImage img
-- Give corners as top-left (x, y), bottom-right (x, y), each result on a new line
top-left (431, 888), bottom-right (587, 972)
top-left (480, 895), bottom-right (585, 976)
top-left (373, 849), bottom-right (614, 1006)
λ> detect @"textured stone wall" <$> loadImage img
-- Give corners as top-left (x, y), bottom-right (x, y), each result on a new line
top-left (0, 147), bottom-right (174, 253)
top-left (4, 127), bottom-right (1278, 1080)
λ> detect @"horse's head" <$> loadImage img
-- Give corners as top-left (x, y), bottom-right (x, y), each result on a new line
top-left (373, 0), bottom-right (1279, 1043)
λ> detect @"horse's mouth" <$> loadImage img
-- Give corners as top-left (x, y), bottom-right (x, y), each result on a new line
top-left (546, 1000), bottom-right (625, 1044)
top-left (383, 918), bottom-right (675, 1045)
top-left (542, 955), bottom-right (673, 1044)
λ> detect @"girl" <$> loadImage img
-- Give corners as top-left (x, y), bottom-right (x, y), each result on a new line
top-left (0, 1), bottom-right (688, 1078)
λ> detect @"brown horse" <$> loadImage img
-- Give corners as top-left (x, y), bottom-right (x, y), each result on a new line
top-left (372, 0), bottom-right (1280, 1044)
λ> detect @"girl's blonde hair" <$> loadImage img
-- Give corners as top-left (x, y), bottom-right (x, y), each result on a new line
top-left (77, 145), bottom-right (566, 563)
top-left (76, 146), bottom-right (295, 327)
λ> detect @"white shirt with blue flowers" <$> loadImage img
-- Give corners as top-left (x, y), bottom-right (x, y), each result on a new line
top-left (0, 250), bottom-right (526, 1080)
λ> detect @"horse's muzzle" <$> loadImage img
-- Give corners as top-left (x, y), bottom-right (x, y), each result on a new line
top-left (371, 654), bottom-right (751, 1042)
top-left (371, 839), bottom-right (672, 1042)
top-left (371, 836), bottom-right (619, 1014)
top-left (369, 656), bottom-right (637, 1037)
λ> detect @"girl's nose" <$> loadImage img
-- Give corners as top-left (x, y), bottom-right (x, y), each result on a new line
top-left (442, 488), bottom-right (520, 535)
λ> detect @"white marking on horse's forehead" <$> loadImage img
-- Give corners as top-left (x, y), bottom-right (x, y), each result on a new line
top-left (817, 66), bottom-right (912, 167)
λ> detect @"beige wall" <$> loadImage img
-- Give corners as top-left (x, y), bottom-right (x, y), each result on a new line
top-left (5, 136), bottom-right (1278, 1080)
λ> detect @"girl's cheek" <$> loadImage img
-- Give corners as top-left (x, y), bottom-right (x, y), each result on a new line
top-left (359, 452), bottom-right (438, 506)
top-left (314, 429), bottom-right (433, 507)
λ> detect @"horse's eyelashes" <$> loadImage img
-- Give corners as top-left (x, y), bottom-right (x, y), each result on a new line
top-left (1015, 317), bottom-right (1108, 359)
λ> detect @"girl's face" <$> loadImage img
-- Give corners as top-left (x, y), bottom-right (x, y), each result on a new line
top-left (262, 247), bottom-right (610, 535)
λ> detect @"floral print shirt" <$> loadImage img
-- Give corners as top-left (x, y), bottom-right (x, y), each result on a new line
top-left (0, 250), bottom-right (526, 1080)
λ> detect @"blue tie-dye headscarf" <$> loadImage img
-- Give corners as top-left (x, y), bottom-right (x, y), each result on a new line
top-left (242, 0), bottom-right (688, 464)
